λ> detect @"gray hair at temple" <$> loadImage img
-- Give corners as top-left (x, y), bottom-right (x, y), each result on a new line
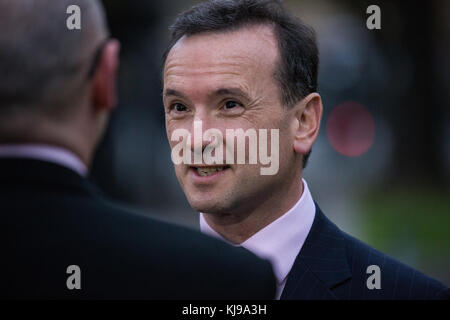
top-left (0, 0), bottom-right (108, 122)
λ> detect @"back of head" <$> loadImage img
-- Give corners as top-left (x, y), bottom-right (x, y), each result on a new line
top-left (0, 0), bottom-right (108, 133)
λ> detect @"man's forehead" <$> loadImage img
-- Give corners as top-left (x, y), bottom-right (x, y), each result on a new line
top-left (164, 24), bottom-right (279, 77)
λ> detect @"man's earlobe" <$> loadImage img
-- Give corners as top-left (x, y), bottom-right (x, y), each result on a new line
top-left (91, 39), bottom-right (121, 112)
top-left (293, 93), bottom-right (322, 155)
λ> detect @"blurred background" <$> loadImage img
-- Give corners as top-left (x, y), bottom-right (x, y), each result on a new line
top-left (89, 0), bottom-right (450, 285)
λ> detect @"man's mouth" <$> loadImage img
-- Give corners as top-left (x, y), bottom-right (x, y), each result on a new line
top-left (191, 166), bottom-right (231, 177)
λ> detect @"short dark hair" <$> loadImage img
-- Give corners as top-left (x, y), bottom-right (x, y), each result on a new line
top-left (163, 0), bottom-right (319, 168)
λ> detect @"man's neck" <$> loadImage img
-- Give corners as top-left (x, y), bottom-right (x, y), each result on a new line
top-left (203, 177), bottom-right (304, 244)
top-left (0, 113), bottom-right (93, 167)
top-left (0, 143), bottom-right (88, 177)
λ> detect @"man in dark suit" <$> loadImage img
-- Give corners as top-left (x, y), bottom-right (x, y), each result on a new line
top-left (162, 0), bottom-right (449, 299)
top-left (0, 0), bottom-right (276, 299)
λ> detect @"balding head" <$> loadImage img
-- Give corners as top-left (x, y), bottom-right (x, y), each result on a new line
top-left (0, 0), bottom-right (120, 166)
top-left (0, 0), bottom-right (108, 119)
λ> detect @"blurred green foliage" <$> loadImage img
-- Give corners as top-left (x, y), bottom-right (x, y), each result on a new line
top-left (361, 188), bottom-right (450, 284)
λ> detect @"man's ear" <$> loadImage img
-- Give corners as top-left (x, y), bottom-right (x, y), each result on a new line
top-left (91, 39), bottom-right (120, 112)
top-left (292, 92), bottom-right (323, 156)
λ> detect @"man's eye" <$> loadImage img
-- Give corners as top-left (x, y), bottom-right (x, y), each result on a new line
top-left (224, 101), bottom-right (240, 109)
top-left (172, 103), bottom-right (187, 112)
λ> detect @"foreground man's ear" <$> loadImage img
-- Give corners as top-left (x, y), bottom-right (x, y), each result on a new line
top-left (292, 92), bottom-right (323, 156)
top-left (91, 39), bottom-right (121, 112)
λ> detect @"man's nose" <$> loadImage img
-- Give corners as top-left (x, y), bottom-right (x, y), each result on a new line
top-left (187, 112), bottom-right (223, 157)
top-left (188, 115), bottom-right (212, 152)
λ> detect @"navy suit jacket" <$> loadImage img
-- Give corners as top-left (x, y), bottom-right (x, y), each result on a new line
top-left (0, 158), bottom-right (276, 299)
top-left (280, 204), bottom-right (450, 300)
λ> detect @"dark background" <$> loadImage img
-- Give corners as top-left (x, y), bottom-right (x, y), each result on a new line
top-left (89, 0), bottom-right (450, 284)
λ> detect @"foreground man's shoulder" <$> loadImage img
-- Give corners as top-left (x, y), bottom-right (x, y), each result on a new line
top-left (97, 200), bottom-right (277, 299)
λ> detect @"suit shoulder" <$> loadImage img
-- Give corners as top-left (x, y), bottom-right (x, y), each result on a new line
top-left (0, 177), bottom-right (276, 298)
top-left (339, 230), bottom-right (449, 299)
top-left (85, 198), bottom-right (277, 299)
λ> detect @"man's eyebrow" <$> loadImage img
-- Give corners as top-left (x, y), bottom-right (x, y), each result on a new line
top-left (212, 88), bottom-right (251, 100)
top-left (163, 88), bottom-right (185, 99)
top-left (164, 87), bottom-right (251, 101)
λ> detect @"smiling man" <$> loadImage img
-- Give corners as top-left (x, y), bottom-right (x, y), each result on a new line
top-left (162, 0), bottom-right (450, 300)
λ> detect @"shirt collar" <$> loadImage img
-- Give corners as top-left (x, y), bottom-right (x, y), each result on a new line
top-left (200, 178), bottom-right (316, 286)
top-left (0, 144), bottom-right (88, 177)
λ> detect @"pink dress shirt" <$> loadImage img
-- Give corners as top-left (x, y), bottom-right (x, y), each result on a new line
top-left (200, 179), bottom-right (316, 299)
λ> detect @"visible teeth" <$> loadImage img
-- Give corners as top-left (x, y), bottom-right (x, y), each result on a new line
top-left (197, 167), bottom-right (225, 176)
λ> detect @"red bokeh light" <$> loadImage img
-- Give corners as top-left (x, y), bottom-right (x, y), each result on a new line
top-left (326, 101), bottom-right (376, 157)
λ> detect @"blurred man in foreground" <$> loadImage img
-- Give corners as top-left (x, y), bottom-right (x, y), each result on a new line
top-left (0, 0), bottom-right (275, 299)
top-left (163, 0), bottom-right (449, 299)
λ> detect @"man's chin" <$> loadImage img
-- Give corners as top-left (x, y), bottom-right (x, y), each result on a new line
top-left (182, 188), bottom-right (220, 211)
top-left (187, 197), bottom-right (227, 214)
top-left (190, 202), bottom-right (221, 214)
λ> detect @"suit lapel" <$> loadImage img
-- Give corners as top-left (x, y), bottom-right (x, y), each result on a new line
top-left (281, 204), bottom-right (352, 299)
